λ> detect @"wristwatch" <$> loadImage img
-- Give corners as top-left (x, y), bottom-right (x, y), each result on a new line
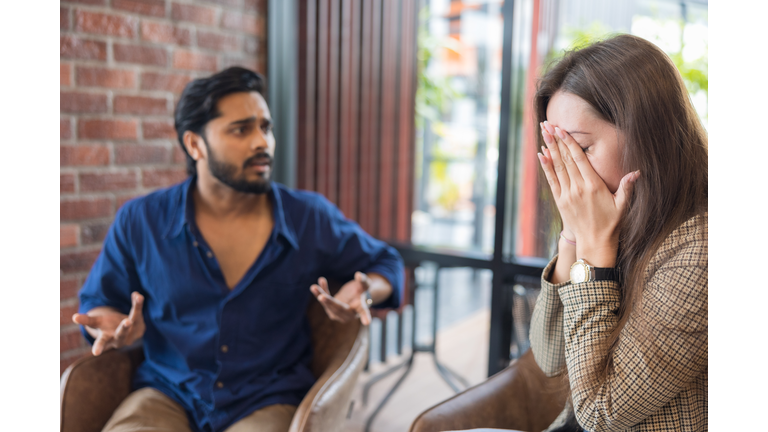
top-left (569, 259), bottom-right (620, 284)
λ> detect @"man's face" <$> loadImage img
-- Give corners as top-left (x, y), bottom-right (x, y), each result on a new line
top-left (200, 91), bottom-right (275, 194)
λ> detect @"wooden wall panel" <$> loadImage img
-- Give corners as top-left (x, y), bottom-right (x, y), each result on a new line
top-left (297, 0), bottom-right (417, 243)
top-left (298, 0), bottom-right (316, 191)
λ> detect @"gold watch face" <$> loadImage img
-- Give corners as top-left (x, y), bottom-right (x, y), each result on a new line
top-left (570, 260), bottom-right (588, 283)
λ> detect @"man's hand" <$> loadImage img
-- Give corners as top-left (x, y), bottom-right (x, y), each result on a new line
top-left (72, 292), bottom-right (145, 356)
top-left (310, 272), bottom-right (372, 325)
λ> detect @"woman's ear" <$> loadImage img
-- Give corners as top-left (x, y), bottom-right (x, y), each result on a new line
top-left (182, 130), bottom-right (204, 161)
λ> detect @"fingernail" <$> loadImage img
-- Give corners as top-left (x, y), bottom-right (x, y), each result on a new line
top-left (542, 131), bottom-right (553, 145)
top-left (555, 127), bottom-right (565, 139)
top-left (537, 153), bottom-right (545, 164)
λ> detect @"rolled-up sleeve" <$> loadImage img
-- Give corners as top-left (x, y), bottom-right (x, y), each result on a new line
top-left (314, 197), bottom-right (404, 309)
top-left (77, 204), bottom-right (141, 343)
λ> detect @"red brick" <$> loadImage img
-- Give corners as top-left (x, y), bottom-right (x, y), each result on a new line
top-left (61, 63), bottom-right (72, 86)
top-left (198, 31), bottom-right (240, 52)
top-left (76, 66), bottom-right (136, 89)
top-left (203, 0), bottom-right (244, 7)
top-left (114, 43), bottom-right (168, 66)
top-left (113, 0), bottom-right (166, 17)
top-left (141, 72), bottom-right (192, 94)
top-left (243, 37), bottom-right (262, 55)
top-left (143, 167), bottom-right (187, 188)
top-left (61, 276), bottom-right (82, 299)
top-left (140, 21), bottom-right (191, 46)
top-left (171, 3), bottom-right (217, 26)
top-left (61, 7), bottom-right (70, 30)
top-left (60, 302), bottom-right (80, 326)
top-left (61, 145), bottom-right (110, 167)
top-left (67, 0), bottom-right (106, 4)
top-left (61, 92), bottom-right (108, 114)
top-left (221, 11), bottom-right (264, 36)
top-left (143, 120), bottom-right (177, 139)
top-left (60, 36), bottom-right (107, 61)
top-left (61, 173), bottom-right (75, 193)
top-left (61, 351), bottom-right (92, 376)
top-left (221, 56), bottom-right (262, 73)
top-left (61, 118), bottom-right (73, 140)
top-left (243, 0), bottom-right (266, 13)
top-left (61, 224), bottom-right (79, 248)
top-left (80, 171), bottom-right (138, 192)
top-left (75, 10), bottom-right (137, 38)
top-left (81, 221), bottom-right (112, 245)
top-left (79, 119), bottom-right (137, 140)
top-left (61, 197), bottom-right (113, 220)
top-left (115, 144), bottom-right (170, 165)
top-left (114, 95), bottom-right (168, 115)
top-left (62, 249), bottom-right (102, 274)
top-left (61, 328), bottom-right (87, 352)
top-left (173, 50), bottom-right (217, 72)
top-left (172, 146), bottom-right (187, 163)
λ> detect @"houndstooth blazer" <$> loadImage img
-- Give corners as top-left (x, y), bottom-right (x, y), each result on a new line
top-left (530, 213), bottom-right (708, 432)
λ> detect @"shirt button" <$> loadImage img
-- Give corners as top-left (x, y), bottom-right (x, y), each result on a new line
top-left (206, 251), bottom-right (213, 258)
top-left (221, 345), bottom-right (229, 353)
top-left (216, 381), bottom-right (224, 388)
top-left (193, 241), bottom-right (199, 247)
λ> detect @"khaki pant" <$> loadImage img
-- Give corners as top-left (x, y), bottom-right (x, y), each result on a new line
top-left (102, 387), bottom-right (298, 432)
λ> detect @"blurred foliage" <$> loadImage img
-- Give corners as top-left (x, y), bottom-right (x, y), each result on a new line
top-left (415, 7), bottom-right (466, 212)
top-left (552, 19), bottom-right (708, 121)
top-left (415, 7), bottom-right (462, 131)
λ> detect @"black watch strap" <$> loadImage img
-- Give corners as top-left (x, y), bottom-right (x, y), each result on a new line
top-left (593, 267), bottom-right (620, 282)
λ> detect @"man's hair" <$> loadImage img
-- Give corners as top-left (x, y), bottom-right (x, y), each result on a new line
top-left (174, 67), bottom-right (266, 176)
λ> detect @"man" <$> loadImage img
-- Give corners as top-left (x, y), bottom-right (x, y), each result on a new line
top-left (72, 67), bottom-right (404, 432)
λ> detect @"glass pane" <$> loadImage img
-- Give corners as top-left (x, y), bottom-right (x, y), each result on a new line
top-left (502, 0), bottom-right (708, 260)
top-left (411, 0), bottom-right (505, 255)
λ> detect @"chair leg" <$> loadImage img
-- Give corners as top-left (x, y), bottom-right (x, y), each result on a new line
top-left (363, 352), bottom-right (416, 432)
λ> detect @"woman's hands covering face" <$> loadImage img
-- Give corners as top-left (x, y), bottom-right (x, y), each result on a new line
top-left (537, 121), bottom-right (639, 266)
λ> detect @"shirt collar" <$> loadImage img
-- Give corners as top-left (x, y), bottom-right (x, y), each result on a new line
top-left (163, 177), bottom-right (299, 250)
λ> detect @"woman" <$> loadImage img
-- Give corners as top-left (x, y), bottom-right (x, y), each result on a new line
top-left (530, 34), bottom-right (707, 431)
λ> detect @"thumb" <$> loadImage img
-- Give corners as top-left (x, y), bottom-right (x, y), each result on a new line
top-left (128, 292), bottom-right (144, 324)
top-left (615, 170), bottom-right (640, 210)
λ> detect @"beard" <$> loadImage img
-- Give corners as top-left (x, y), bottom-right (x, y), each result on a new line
top-left (202, 135), bottom-right (273, 194)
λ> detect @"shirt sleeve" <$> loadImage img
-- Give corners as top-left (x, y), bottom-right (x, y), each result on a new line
top-left (559, 246), bottom-right (708, 431)
top-left (314, 197), bottom-right (404, 309)
top-left (77, 204), bottom-right (142, 344)
top-left (529, 254), bottom-right (568, 377)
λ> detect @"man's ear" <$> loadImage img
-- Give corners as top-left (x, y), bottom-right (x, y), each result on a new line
top-left (182, 130), bottom-right (205, 162)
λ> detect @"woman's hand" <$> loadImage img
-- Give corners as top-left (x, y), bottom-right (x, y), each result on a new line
top-left (537, 121), bottom-right (639, 268)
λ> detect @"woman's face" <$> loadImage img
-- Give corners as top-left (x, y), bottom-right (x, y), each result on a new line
top-left (545, 91), bottom-right (625, 193)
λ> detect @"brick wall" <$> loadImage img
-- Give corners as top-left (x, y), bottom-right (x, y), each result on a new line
top-left (60, 0), bottom-right (268, 374)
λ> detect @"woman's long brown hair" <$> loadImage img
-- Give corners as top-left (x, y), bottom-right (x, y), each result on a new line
top-left (533, 34), bottom-right (708, 387)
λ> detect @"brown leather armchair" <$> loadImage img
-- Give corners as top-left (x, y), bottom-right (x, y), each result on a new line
top-left (408, 350), bottom-right (568, 432)
top-left (60, 280), bottom-right (368, 432)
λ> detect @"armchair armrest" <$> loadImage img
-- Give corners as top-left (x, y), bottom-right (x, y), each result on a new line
top-left (290, 279), bottom-right (370, 432)
top-left (289, 322), bottom-right (368, 432)
top-left (60, 342), bottom-right (145, 432)
top-left (409, 350), bottom-right (567, 432)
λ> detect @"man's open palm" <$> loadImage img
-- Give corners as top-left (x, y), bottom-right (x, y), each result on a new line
top-left (72, 292), bottom-right (145, 356)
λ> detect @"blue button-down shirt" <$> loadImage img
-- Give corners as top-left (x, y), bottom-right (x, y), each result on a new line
top-left (78, 177), bottom-right (403, 432)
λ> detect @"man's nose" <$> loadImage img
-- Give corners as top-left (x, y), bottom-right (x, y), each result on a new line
top-left (250, 130), bottom-right (269, 151)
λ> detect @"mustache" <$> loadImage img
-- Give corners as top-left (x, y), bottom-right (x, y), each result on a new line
top-left (243, 153), bottom-right (273, 169)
